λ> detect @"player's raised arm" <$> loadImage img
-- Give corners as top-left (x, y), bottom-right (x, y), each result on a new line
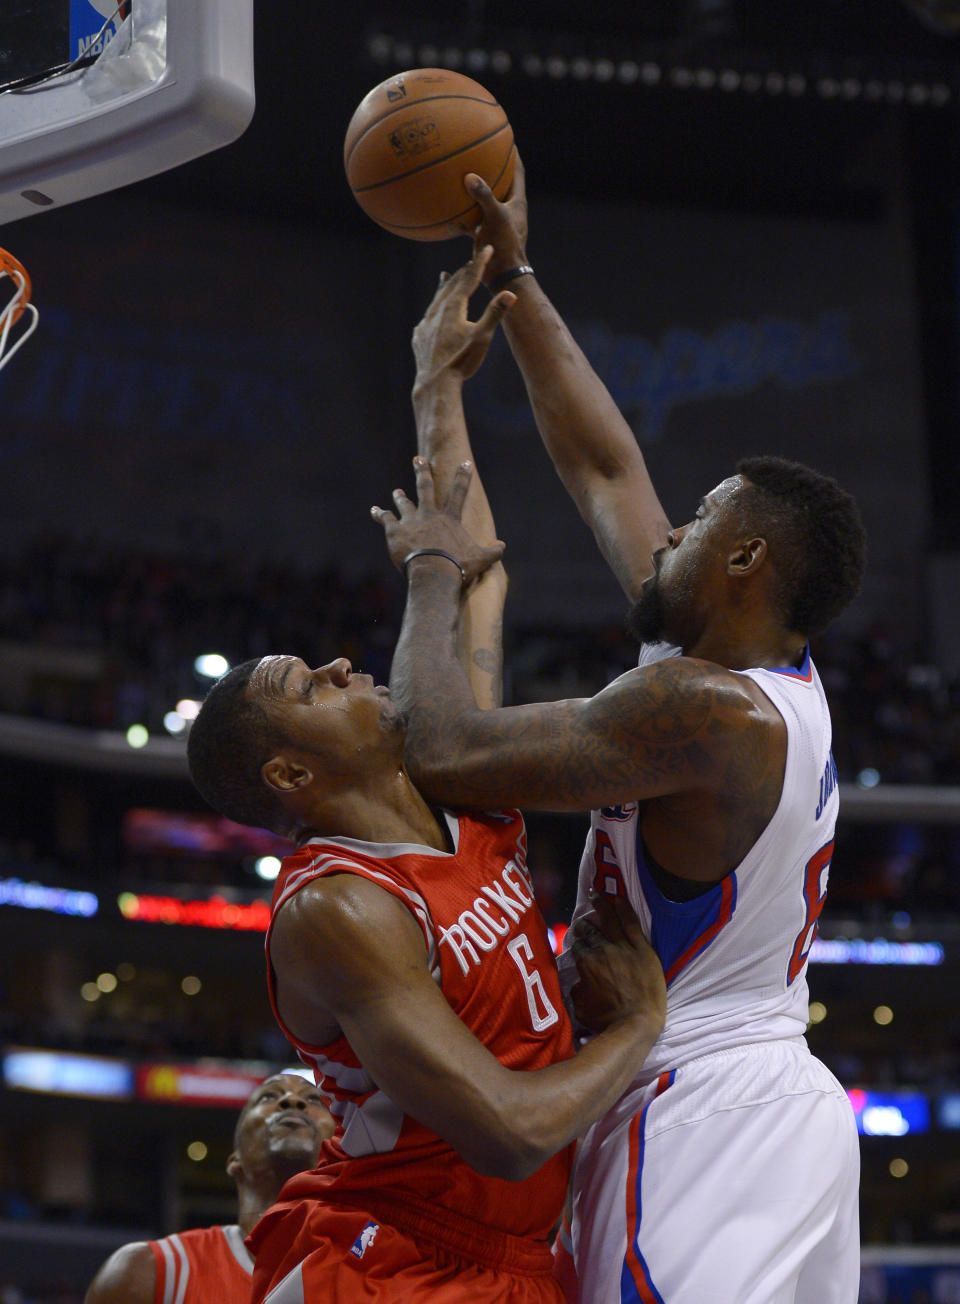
top-left (375, 460), bottom-right (772, 817)
top-left (465, 155), bottom-right (671, 602)
top-left (408, 245), bottom-right (514, 708)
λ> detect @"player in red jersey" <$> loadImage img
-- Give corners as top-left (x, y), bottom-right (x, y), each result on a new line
top-left (84, 1072), bottom-right (334, 1304)
top-left (185, 248), bottom-right (666, 1303)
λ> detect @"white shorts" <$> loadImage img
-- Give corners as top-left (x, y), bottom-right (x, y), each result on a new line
top-left (570, 1038), bottom-right (860, 1304)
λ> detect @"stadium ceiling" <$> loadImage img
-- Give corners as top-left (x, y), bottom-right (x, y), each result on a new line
top-left (363, 0), bottom-right (960, 74)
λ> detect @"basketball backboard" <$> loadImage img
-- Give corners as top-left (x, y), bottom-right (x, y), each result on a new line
top-left (0, 0), bottom-right (254, 225)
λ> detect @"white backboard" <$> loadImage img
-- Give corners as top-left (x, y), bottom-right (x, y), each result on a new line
top-left (0, 0), bottom-right (254, 225)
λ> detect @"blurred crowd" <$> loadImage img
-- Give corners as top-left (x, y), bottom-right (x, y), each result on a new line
top-left (1, 1285), bottom-right (81, 1304)
top-left (0, 535), bottom-right (396, 732)
top-left (1, 534), bottom-right (959, 786)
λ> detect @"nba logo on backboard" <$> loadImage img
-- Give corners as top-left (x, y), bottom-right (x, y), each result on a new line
top-left (69, 0), bottom-right (130, 61)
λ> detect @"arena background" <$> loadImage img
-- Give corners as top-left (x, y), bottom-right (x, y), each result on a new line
top-left (1, 2), bottom-right (960, 1300)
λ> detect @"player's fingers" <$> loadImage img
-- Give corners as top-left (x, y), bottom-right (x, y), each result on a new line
top-left (586, 893), bottom-right (631, 947)
top-left (470, 243), bottom-right (494, 284)
top-left (423, 270), bottom-right (452, 316)
top-left (391, 487), bottom-right (415, 518)
top-left (369, 505), bottom-right (396, 527)
top-left (439, 266), bottom-right (467, 298)
top-left (444, 460), bottom-right (474, 518)
top-left (412, 456), bottom-right (437, 509)
top-left (571, 912), bottom-right (606, 952)
top-left (465, 172), bottom-right (497, 212)
top-left (606, 891), bottom-right (647, 945)
top-left (446, 243), bottom-right (490, 297)
top-left (592, 890), bottom-right (645, 948)
top-left (476, 289), bottom-right (516, 335)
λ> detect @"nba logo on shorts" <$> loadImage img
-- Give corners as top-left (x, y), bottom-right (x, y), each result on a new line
top-left (350, 1222), bottom-right (379, 1258)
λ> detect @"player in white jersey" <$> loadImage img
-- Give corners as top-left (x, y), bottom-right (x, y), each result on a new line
top-left (373, 169), bottom-right (867, 1303)
top-left (561, 641), bottom-right (858, 1304)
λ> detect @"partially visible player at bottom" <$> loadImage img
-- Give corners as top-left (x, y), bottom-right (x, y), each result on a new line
top-left (84, 1072), bottom-right (334, 1304)
top-left (184, 249), bottom-right (666, 1304)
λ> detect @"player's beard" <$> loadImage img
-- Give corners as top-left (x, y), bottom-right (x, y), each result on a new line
top-left (626, 572), bottom-right (667, 644)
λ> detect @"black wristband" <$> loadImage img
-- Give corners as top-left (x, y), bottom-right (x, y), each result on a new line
top-left (401, 548), bottom-right (467, 585)
top-left (487, 264), bottom-right (535, 294)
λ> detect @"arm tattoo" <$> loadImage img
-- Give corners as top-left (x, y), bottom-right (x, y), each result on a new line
top-left (406, 657), bottom-right (750, 813)
top-left (472, 646), bottom-right (499, 674)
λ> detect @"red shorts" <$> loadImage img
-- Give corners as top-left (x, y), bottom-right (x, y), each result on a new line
top-left (249, 1193), bottom-right (565, 1304)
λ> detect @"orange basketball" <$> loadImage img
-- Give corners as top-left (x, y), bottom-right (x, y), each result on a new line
top-left (344, 68), bottom-right (515, 241)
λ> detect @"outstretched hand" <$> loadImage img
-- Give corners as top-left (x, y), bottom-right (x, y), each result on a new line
top-left (372, 457), bottom-right (505, 586)
top-left (464, 151), bottom-right (530, 285)
top-left (569, 893), bottom-right (666, 1040)
top-left (413, 244), bottom-right (516, 386)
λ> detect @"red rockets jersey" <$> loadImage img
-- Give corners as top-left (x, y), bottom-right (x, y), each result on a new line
top-left (148, 1224), bottom-right (252, 1304)
top-left (263, 809), bottom-right (575, 1242)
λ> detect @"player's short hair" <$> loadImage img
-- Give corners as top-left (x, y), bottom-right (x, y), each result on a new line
top-left (734, 456), bottom-right (866, 636)
top-left (187, 658), bottom-right (288, 834)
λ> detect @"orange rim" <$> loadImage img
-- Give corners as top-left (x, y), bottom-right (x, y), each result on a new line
top-left (0, 246), bottom-right (33, 328)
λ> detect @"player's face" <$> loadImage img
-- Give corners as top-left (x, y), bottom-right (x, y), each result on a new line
top-left (630, 476), bottom-right (744, 646)
top-left (233, 1073), bottom-right (335, 1180)
top-left (250, 654), bottom-right (404, 759)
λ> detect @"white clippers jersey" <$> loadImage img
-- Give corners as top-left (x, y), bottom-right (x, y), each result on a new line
top-left (563, 642), bottom-right (838, 1080)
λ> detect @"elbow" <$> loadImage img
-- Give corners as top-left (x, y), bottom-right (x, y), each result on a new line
top-left (460, 1129), bottom-right (552, 1183)
top-left (445, 1073), bottom-right (568, 1181)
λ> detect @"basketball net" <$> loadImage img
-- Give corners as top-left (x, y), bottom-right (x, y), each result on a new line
top-left (0, 247), bottom-right (39, 371)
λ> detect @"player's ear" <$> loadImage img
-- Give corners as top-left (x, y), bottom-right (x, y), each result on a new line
top-left (226, 1149), bottom-right (242, 1182)
top-left (728, 536), bottom-right (766, 576)
top-left (262, 754), bottom-right (313, 794)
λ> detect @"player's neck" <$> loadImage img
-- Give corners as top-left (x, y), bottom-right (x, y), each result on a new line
top-left (687, 630), bottom-right (806, 672)
top-left (235, 1187), bottom-right (271, 1239)
top-left (298, 770), bottom-right (449, 851)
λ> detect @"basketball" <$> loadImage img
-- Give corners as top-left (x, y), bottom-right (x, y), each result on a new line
top-left (344, 68), bottom-right (515, 241)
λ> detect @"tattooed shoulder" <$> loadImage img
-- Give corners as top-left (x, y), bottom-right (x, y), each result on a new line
top-left (595, 657), bottom-right (735, 743)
